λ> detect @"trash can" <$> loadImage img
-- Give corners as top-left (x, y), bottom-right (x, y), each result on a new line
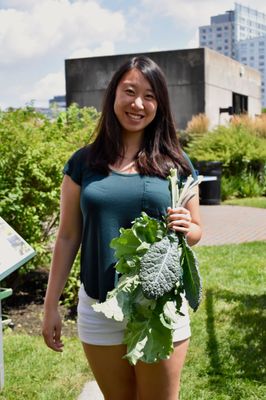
top-left (195, 161), bottom-right (222, 205)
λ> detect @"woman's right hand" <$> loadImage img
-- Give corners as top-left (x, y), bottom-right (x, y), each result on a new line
top-left (42, 308), bottom-right (64, 352)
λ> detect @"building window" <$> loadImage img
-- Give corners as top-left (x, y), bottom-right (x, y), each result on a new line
top-left (217, 46), bottom-right (222, 51)
top-left (208, 41), bottom-right (213, 45)
top-left (201, 28), bottom-right (206, 33)
top-left (259, 62), bottom-right (265, 66)
top-left (224, 45), bottom-right (229, 50)
top-left (259, 55), bottom-right (265, 59)
top-left (259, 41), bottom-right (265, 46)
top-left (224, 26), bottom-right (228, 30)
top-left (216, 33), bottom-right (222, 38)
top-left (216, 27), bottom-right (222, 31)
top-left (233, 92), bottom-right (248, 114)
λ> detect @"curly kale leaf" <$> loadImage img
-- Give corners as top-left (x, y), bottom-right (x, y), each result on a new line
top-left (139, 233), bottom-right (182, 300)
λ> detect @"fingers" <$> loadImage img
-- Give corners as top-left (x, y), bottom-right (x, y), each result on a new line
top-left (42, 318), bottom-right (64, 352)
top-left (167, 207), bottom-right (191, 233)
top-left (42, 326), bottom-right (64, 352)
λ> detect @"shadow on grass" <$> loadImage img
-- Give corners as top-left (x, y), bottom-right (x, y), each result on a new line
top-left (205, 288), bottom-right (266, 383)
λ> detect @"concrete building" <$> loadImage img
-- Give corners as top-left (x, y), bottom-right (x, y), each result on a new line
top-left (199, 2), bottom-right (266, 106)
top-left (65, 48), bottom-right (261, 130)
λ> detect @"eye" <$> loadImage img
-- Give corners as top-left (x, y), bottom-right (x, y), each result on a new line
top-left (125, 88), bottom-right (135, 96)
top-left (145, 93), bottom-right (155, 100)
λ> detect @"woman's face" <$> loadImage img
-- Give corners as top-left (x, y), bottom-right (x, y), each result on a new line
top-left (114, 68), bottom-right (158, 137)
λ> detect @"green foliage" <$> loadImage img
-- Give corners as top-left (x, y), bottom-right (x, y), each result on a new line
top-left (187, 124), bottom-right (266, 173)
top-left (221, 174), bottom-right (265, 200)
top-left (0, 104), bottom-right (100, 277)
top-left (186, 124), bottom-right (266, 199)
top-left (140, 233), bottom-right (181, 299)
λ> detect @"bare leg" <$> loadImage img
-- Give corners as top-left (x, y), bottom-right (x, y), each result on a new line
top-left (134, 339), bottom-right (189, 400)
top-left (82, 342), bottom-right (137, 400)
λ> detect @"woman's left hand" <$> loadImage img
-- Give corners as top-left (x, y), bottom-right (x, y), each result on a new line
top-left (167, 206), bottom-right (192, 235)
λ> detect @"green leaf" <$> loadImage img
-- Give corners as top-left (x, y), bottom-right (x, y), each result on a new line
top-left (180, 235), bottom-right (202, 311)
top-left (139, 234), bottom-right (181, 299)
top-left (132, 212), bottom-right (167, 244)
top-left (110, 228), bottom-right (141, 258)
top-left (123, 313), bottom-right (173, 365)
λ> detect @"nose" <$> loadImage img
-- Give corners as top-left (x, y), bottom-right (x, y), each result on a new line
top-left (132, 96), bottom-right (144, 110)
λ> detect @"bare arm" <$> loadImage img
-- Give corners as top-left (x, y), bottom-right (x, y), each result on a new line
top-left (42, 175), bottom-right (82, 351)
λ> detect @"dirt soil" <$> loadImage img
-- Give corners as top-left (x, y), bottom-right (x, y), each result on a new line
top-left (2, 269), bottom-right (77, 337)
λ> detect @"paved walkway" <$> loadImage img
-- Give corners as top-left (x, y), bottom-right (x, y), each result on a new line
top-left (199, 205), bottom-right (266, 246)
top-left (77, 205), bottom-right (266, 400)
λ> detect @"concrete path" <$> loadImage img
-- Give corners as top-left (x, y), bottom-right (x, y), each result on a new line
top-left (77, 204), bottom-right (266, 400)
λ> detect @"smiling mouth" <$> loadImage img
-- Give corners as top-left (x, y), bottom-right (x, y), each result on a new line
top-left (126, 112), bottom-right (144, 120)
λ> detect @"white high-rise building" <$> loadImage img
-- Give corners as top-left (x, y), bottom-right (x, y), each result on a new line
top-left (238, 36), bottom-right (266, 106)
top-left (199, 3), bottom-right (266, 106)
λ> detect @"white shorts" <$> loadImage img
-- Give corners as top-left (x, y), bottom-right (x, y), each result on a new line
top-left (77, 284), bottom-right (191, 346)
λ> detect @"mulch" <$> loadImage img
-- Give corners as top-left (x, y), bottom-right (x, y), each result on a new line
top-left (2, 269), bottom-right (78, 337)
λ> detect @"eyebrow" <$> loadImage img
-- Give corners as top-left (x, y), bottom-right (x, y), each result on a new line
top-left (121, 81), bottom-right (154, 92)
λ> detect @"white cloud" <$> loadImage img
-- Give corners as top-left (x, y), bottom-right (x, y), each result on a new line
top-left (68, 40), bottom-right (115, 59)
top-left (0, 1), bottom-right (127, 107)
top-left (20, 70), bottom-right (65, 107)
top-left (0, 1), bottom-right (125, 64)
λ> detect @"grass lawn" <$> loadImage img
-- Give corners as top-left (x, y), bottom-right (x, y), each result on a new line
top-left (1, 241), bottom-right (265, 399)
top-left (223, 197), bottom-right (266, 209)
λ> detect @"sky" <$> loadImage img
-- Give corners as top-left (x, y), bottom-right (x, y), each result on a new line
top-left (1, 0), bottom-right (266, 109)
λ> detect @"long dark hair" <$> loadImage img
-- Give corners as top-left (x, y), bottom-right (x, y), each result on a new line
top-left (87, 55), bottom-right (191, 178)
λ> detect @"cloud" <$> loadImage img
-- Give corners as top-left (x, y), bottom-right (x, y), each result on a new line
top-left (0, 1), bottom-right (127, 107)
top-left (68, 40), bottom-right (115, 59)
top-left (0, 0), bottom-right (125, 64)
top-left (20, 70), bottom-right (65, 106)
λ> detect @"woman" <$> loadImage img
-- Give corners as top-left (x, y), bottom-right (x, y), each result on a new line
top-left (42, 55), bottom-right (202, 400)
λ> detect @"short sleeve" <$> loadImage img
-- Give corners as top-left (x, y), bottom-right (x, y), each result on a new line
top-left (63, 147), bottom-right (87, 185)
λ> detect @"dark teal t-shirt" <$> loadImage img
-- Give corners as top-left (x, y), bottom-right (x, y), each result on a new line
top-left (63, 147), bottom-right (196, 302)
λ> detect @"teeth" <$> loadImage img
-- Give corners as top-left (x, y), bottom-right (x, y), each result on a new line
top-left (127, 113), bottom-right (143, 120)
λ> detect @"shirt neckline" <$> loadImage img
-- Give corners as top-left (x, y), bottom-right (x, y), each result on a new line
top-left (109, 168), bottom-right (140, 177)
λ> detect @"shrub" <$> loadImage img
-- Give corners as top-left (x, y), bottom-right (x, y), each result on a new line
top-left (186, 124), bottom-right (266, 199)
top-left (186, 124), bottom-right (266, 175)
top-left (0, 104), bottom-right (100, 285)
top-left (186, 113), bottom-right (210, 136)
top-left (230, 114), bottom-right (266, 139)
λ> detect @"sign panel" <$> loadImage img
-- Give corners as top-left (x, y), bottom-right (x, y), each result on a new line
top-left (0, 217), bottom-right (36, 281)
